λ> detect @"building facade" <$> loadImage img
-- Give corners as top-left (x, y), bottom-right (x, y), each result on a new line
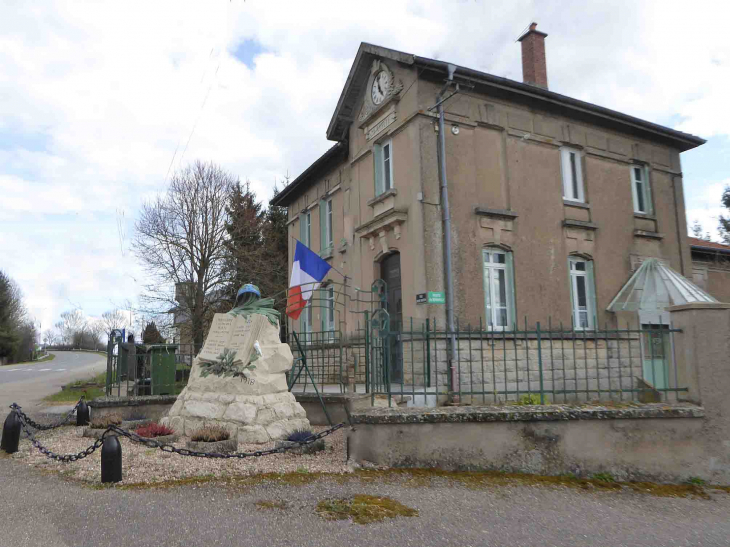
top-left (272, 25), bottom-right (706, 340)
top-left (690, 237), bottom-right (730, 303)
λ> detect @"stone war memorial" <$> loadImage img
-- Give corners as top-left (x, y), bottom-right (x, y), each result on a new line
top-left (162, 285), bottom-right (310, 443)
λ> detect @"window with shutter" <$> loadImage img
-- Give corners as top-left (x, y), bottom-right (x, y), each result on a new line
top-left (482, 248), bottom-right (516, 330)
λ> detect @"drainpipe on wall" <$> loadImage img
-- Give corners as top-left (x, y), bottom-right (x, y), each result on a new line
top-left (435, 63), bottom-right (460, 404)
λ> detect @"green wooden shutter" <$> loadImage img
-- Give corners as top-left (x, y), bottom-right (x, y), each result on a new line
top-left (645, 169), bottom-right (654, 216)
top-left (506, 252), bottom-right (517, 330)
top-left (568, 259), bottom-right (576, 329)
top-left (586, 260), bottom-right (598, 329)
top-left (300, 212), bottom-right (308, 247)
top-left (319, 200), bottom-right (326, 254)
top-left (374, 144), bottom-right (384, 196)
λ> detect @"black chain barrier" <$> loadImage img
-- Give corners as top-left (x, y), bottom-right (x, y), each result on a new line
top-left (16, 412), bottom-right (104, 462)
top-left (10, 399), bottom-right (82, 431)
top-left (13, 407), bottom-right (346, 463)
top-left (107, 422), bottom-right (346, 459)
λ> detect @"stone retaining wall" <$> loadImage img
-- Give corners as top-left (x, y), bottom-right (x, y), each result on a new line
top-left (88, 395), bottom-right (177, 421)
top-left (347, 404), bottom-right (719, 483)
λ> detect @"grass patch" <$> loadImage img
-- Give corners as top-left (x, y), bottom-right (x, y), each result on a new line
top-left (43, 371), bottom-right (107, 403)
top-left (591, 472), bottom-right (616, 483)
top-left (80, 468), bottom-right (726, 501)
top-left (316, 495), bottom-right (418, 525)
top-left (9, 354), bottom-right (56, 366)
top-left (255, 500), bottom-right (288, 510)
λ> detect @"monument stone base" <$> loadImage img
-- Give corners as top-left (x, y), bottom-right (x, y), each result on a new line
top-left (162, 391), bottom-right (309, 443)
top-left (162, 312), bottom-right (310, 443)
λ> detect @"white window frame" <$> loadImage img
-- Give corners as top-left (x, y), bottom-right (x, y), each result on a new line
top-left (482, 248), bottom-right (515, 330)
top-left (325, 198), bottom-right (333, 250)
top-left (560, 147), bottom-right (585, 203)
top-left (630, 164), bottom-right (652, 215)
top-left (374, 139), bottom-right (393, 196)
top-left (569, 257), bottom-right (595, 330)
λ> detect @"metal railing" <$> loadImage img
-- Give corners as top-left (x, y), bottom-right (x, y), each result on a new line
top-left (368, 316), bottom-right (687, 407)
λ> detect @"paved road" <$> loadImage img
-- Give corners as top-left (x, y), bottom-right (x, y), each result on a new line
top-left (0, 352), bottom-right (106, 411)
top-left (0, 458), bottom-right (728, 547)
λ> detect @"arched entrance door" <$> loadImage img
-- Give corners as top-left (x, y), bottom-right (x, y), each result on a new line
top-left (380, 252), bottom-right (402, 382)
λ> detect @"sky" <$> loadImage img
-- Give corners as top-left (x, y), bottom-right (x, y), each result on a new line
top-left (1, 0), bottom-right (729, 336)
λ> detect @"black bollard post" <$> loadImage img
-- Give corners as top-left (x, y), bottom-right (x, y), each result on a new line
top-left (101, 435), bottom-right (122, 483)
top-left (0, 411), bottom-right (21, 454)
top-left (76, 400), bottom-right (90, 426)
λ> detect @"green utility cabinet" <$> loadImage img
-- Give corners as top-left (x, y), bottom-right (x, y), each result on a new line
top-left (147, 344), bottom-right (178, 395)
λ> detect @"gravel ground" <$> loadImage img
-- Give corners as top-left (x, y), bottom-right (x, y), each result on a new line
top-left (12, 423), bottom-right (350, 484)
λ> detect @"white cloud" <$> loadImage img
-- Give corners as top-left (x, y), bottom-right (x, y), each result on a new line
top-left (2, 0), bottom-right (729, 331)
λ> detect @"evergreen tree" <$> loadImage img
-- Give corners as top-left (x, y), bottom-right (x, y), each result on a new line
top-left (142, 321), bottom-right (165, 344)
top-left (224, 181), bottom-right (266, 304)
top-left (719, 186), bottom-right (730, 245)
top-left (0, 270), bottom-right (26, 361)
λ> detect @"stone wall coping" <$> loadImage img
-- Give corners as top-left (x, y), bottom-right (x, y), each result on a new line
top-left (293, 392), bottom-right (371, 404)
top-left (350, 403), bottom-right (704, 424)
top-left (88, 395), bottom-right (178, 408)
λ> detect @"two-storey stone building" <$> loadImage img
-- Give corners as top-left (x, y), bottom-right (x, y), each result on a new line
top-left (272, 24), bottom-right (707, 342)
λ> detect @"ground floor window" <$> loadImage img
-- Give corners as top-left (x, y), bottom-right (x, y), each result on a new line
top-left (482, 248), bottom-right (515, 329)
top-left (569, 257), bottom-right (596, 329)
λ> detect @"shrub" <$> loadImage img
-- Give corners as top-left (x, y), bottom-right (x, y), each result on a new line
top-left (287, 429), bottom-right (314, 443)
top-left (89, 414), bottom-right (123, 429)
top-left (513, 393), bottom-right (549, 405)
top-left (190, 425), bottom-right (230, 442)
top-left (135, 423), bottom-right (175, 438)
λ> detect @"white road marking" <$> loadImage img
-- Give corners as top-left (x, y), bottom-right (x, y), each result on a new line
top-left (38, 368), bottom-right (51, 371)
top-left (56, 369), bottom-right (66, 372)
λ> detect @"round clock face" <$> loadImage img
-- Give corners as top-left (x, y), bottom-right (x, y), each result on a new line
top-left (371, 70), bottom-right (391, 105)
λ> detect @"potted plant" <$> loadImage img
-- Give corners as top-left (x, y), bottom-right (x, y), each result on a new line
top-left (187, 425), bottom-right (238, 454)
top-left (133, 423), bottom-right (178, 444)
top-left (275, 429), bottom-right (325, 455)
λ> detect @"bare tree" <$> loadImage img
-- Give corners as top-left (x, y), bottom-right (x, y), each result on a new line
top-left (133, 161), bottom-right (235, 347)
top-left (42, 329), bottom-right (57, 346)
top-left (56, 310), bottom-right (86, 347)
top-left (100, 309), bottom-right (130, 336)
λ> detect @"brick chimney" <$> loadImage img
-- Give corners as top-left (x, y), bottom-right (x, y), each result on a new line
top-left (518, 22), bottom-right (548, 89)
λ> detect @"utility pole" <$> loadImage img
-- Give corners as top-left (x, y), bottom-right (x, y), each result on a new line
top-left (432, 64), bottom-right (459, 404)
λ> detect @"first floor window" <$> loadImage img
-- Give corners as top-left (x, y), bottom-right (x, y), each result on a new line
top-left (300, 211), bottom-right (311, 248)
top-left (631, 165), bottom-right (652, 214)
top-left (482, 248), bottom-right (515, 329)
top-left (561, 147), bottom-right (585, 202)
top-left (374, 139), bottom-right (393, 196)
top-left (569, 257), bottom-right (596, 329)
top-left (319, 198), bottom-right (333, 254)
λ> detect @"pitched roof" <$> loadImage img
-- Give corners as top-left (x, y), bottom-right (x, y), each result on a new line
top-left (688, 237), bottom-right (730, 253)
top-left (607, 258), bottom-right (717, 313)
top-left (270, 142), bottom-right (347, 207)
top-left (328, 43), bottom-right (706, 151)
top-left (276, 42), bottom-right (707, 208)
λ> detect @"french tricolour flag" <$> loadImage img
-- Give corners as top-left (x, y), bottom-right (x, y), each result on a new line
top-left (286, 240), bottom-right (332, 320)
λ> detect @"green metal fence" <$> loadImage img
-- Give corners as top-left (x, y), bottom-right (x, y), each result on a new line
top-left (367, 316), bottom-right (687, 407)
top-left (106, 342), bottom-right (198, 397)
